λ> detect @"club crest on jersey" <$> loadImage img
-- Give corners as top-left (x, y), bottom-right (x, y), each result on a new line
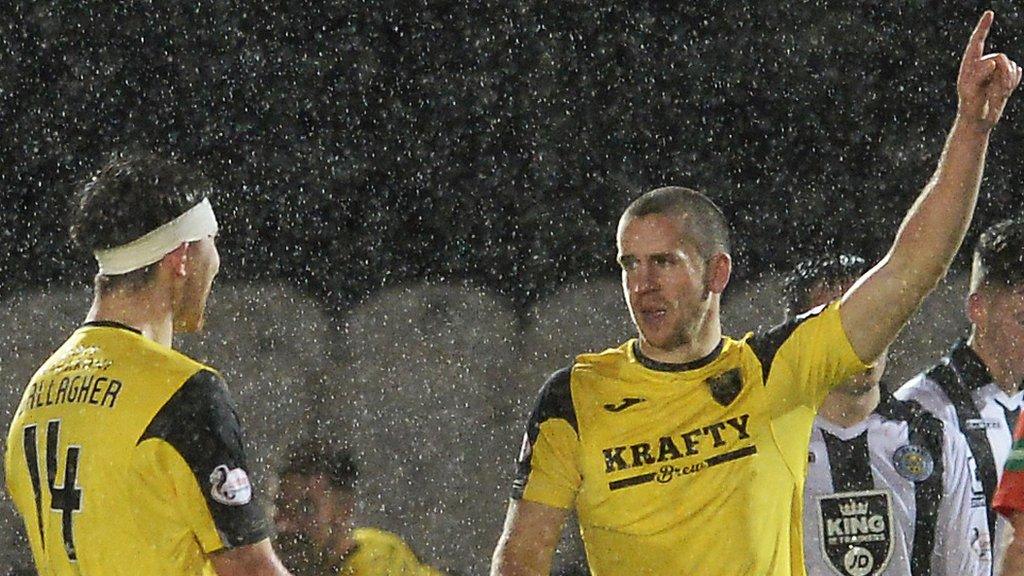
top-left (209, 465), bottom-right (252, 506)
top-left (892, 444), bottom-right (934, 482)
top-left (818, 490), bottom-right (894, 576)
top-left (706, 369), bottom-right (742, 406)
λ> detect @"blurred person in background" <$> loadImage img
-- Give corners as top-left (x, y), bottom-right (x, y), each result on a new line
top-left (897, 218), bottom-right (1024, 573)
top-left (275, 441), bottom-right (445, 576)
top-left (3, 152), bottom-right (291, 575)
top-left (491, 12), bottom-right (1020, 576)
top-left (789, 255), bottom-right (990, 576)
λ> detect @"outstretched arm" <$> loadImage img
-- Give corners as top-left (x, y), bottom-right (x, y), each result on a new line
top-left (841, 11), bottom-right (1021, 362)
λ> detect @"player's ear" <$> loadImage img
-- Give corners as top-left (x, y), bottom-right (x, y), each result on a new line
top-left (967, 291), bottom-right (987, 326)
top-left (706, 252), bottom-right (732, 295)
top-left (161, 242), bottom-right (191, 278)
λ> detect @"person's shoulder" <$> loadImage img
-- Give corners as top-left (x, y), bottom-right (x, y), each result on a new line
top-left (894, 372), bottom-right (954, 414)
top-left (744, 301), bottom-right (840, 362)
top-left (353, 527), bottom-right (422, 564)
top-left (352, 528), bottom-right (443, 573)
top-left (574, 340), bottom-right (633, 371)
top-left (873, 394), bottom-right (940, 428)
top-left (139, 368), bottom-right (237, 444)
top-left (160, 345), bottom-right (220, 380)
top-left (543, 340), bottom-right (632, 395)
top-left (354, 526), bottom-right (409, 549)
top-left (524, 365), bottom-right (578, 433)
top-left (139, 339), bottom-right (225, 399)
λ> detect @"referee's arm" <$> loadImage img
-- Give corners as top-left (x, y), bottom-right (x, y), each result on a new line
top-left (841, 11), bottom-right (1021, 364)
top-left (491, 500), bottom-right (568, 576)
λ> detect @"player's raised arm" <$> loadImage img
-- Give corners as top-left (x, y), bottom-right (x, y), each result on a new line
top-left (841, 11), bottom-right (1021, 363)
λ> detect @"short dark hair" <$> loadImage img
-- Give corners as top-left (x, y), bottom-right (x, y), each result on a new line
top-left (971, 218), bottom-right (1024, 292)
top-left (620, 186), bottom-right (731, 257)
top-left (70, 151), bottom-right (212, 289)
top-left (280, 441), bottom-right (358, 492)
top-left (783, 254), bottom-right (868, 317)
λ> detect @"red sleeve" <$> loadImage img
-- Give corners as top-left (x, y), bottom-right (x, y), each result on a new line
top-left (993, 415), bottom-right (1024, 517)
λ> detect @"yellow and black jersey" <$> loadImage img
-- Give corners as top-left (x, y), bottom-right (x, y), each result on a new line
top-left (512, 301), bottom-right (868, 576)
top-left (335, 527), bottom-right (444, 576)
top-left (4, 321), bottom-right (269, 575)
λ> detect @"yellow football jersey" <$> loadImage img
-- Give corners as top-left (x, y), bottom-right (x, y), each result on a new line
top-left (4, 321), bottom-right (270, 575)
top-left (512, 301), bottom-right (867, 576)
top-left (336, 527), bottom-right (444, 576)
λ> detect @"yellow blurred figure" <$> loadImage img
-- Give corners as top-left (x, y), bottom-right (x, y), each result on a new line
top-left (275, 441), bottom-right (444, 576)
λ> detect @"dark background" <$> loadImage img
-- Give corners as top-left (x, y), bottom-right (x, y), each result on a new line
top-left (2, 0), bottom-right (1022, 311)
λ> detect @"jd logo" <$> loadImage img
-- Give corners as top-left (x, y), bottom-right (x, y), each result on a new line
top-left (843, 547), bottom-right (875, 576)
top-left (818, 490), bottom-right (893, 576)
top-left (706, 369), bottom-right (743, 406)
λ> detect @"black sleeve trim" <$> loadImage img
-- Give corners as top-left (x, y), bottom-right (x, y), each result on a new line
top-left (139, 369), bottom-right (270, 548)
top-left (511, 367), bottom-right (576, 499)
top-left (531, 367), bottom-right (577, 434)
top-left (748, 304), bottom-right (828, 382)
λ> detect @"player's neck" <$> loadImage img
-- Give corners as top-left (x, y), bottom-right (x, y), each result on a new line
top-left (86, 286), bottom-right (175, 348)
top-left (638, 318), bottom-right (723, 365)
top-left (818, 385), bottom-right (880, 429)
top-left (968, 332), bottom-right (1019, 395)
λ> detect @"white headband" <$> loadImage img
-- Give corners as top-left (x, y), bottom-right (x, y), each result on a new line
top-left (93, 198), bottom-right (219, 275)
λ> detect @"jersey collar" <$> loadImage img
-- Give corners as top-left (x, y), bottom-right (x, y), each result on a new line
top-left (80, 320), bottom-right (143, 335)
top-left (948, 337), bottom-right (995, 390)
top-left (631, 338), bottom-right (725, 372)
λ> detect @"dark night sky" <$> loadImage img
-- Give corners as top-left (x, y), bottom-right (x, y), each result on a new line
top-left (2, 1), bottom-right (1022, 311)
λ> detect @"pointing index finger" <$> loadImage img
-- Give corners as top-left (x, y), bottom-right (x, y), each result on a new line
top-left (964, 11), bottom-right (995, 63)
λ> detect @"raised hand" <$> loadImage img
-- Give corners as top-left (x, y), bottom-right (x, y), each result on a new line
top-left (958, 11), bottom-right (1022, 130)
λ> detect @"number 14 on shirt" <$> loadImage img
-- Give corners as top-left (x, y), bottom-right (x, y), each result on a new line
top-left (22, 419), bottom-right (84, 561)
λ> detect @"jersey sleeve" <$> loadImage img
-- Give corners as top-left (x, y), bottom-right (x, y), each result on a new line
top-left (994, 414), bottom-right (1024, 519)
top-left (937, 429), bottom-right (992, 576)
top-left (510, 367), bottom-right (581, 510)
top-left (132, 369), bottom-right (270, 552)
top-left (749, 300), bottom-right (870, 410)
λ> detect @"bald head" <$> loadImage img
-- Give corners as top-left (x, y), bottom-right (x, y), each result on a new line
top-left (619, 186), bottom-right (731, 259)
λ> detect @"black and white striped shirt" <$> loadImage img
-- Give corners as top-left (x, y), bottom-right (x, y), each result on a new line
top-left (896, 339), bottom-right (1023, 573)
top-left (804, 394), bottom-right (990, 576)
